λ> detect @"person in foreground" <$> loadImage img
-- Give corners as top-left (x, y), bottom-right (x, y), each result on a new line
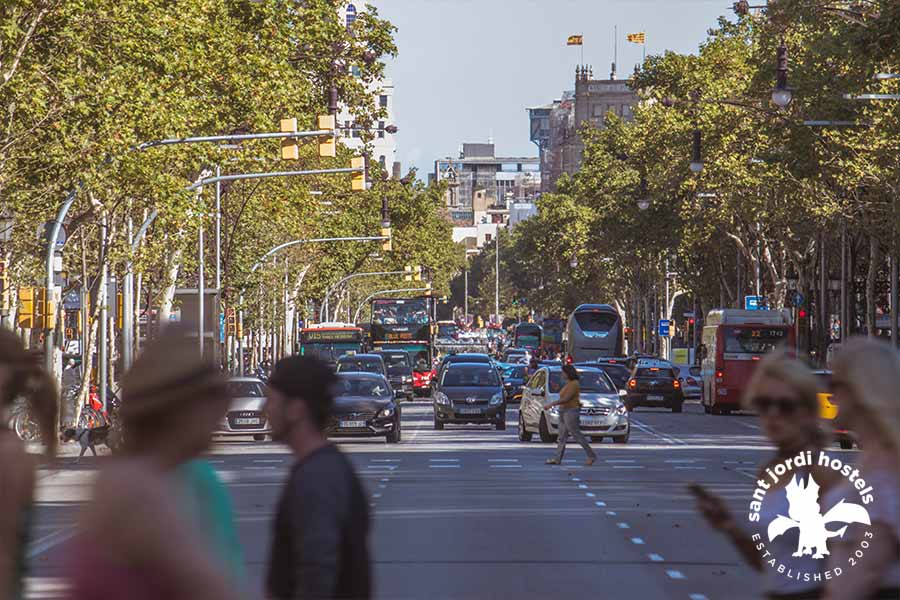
top-left (0, 330), bottom-right (57, 600)
top-left (265, 355), bottom-right (371, 600)
top-left (826, 337), bottom-right (900, 600)
top-left (692, 353), bottom-right (838, 600)
top-left (67, 326), bottom-right (241, 600)
top-left (544, 364), bottom-right (596, 466)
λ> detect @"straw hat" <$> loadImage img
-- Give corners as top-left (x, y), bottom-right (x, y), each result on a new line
top-left (120, 325), bottom-right (225, 426)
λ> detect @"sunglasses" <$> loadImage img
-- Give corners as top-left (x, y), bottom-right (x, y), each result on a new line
top-left (753, 396), bottom-right (802, 415)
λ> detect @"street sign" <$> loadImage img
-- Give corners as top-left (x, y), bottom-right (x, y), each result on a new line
top-left (658, 319), bottom-right (670, 337)
top-left (63, 290), bottom-right (81, 310)
top-left (745, 295), bottom-right (764, 311)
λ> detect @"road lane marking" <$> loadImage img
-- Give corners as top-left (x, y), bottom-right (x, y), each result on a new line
top-left (594, 501), bottom-right (606, 507)
top-left (666, 570), bottom-right (686, 580)
top-left (246, 466), bottom-right (276, 470)
top-left (488, 458), bottom-right (518, 462)
top-left (617, 522), bottom-right (630, 529)
top-left (27, 527), bottom-right (76, 558)
top-left (630, 537), bottom-right (644, 545)
top-left (253, 459), bottom-right (283, 463)
top-left (606, 511), bottom-right (617, 516)
top-left (648, 553), bottom-right (665, 562)
top-left (571, 477), bottom-right (581, 481)
top-left (689, 594), bottom-right (710, 600)
top-left (612, 465), bottom-right (644, 469)
top-left (675, 466), bottom-right (706, 470)
top-left (578, 484), bottom-right (588, 489)
top-left (370, 459), bottom-right (401, 463)
top-left (605, 459), bottom-right (636, 463)
top-left (372, 493), bottom-right (382, 498)
top-left (380, 478), bottom-right (389, 482)
top-left (585, 492), bottom-right (595, 497)
top-left (429, 465), bottom-right (460, 468)
top-left (629, 418), bottom-right (685, 445)
top-left (736, 421), bottom-right (761, 431)
top-left (664, 459), bottom-right (697, 463)
top-left (429, 458), bottom-right (459, 462)
top-left (490, 464), bottom-right (523, 468)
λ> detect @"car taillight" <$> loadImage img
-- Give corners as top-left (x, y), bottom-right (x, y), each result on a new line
top-left (715, 370), bottom-right (724, 383)
top-left (627, 378), bottom-right (637, 390)
top-left (673, 379), bottom-right (681, 389)
top-left (565, 355), bottom-right (573, 364)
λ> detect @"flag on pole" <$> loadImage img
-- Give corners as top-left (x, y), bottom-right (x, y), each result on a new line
top-left (567, 35), bottom-right (583, 46)
top-left (626, 32), bottom-right (646, 44)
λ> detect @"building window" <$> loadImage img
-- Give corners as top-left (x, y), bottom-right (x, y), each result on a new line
top-left (592, 104), bottom-right (605, 117)
top-left (485, 233), bottom-right (493, 243)
top-left (379, 94), bottom-right (388, 108)
top-left (345, 4), bottom-right (357, 30)
top-left (378, 120), bottom-right (385, 138)
top-left (378, 155), bottom-right (386, 167)
top-left (343, 120), bottom-right (351, 138)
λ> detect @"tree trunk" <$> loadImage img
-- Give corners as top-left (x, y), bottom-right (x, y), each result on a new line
top-left (866, 234), bottom-right (880, 337)
top-left (158, 237), bottom-right (182, 325)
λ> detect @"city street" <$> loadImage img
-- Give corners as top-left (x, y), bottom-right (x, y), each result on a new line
top-left (24, 401), bottom-right (857, 600)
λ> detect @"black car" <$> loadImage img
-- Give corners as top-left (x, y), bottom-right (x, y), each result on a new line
top-left (434, 353), bottom-right (498, 387)
top-left (375, 349), bottom-right (414, 401)
top-left (624, 359), bottom-right (684, 413)
top-left (326, 373), bottom-right (401, 443)
top-left (335, 354), bottom-right (388, 378)
top-left (595, 360), bottom-right (632, 394)
top-left (499, 363), bottom-right (527, 403)
top-left (433, 362), bottom-right (506, 430)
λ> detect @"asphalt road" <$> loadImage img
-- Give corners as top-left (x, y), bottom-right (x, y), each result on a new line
top-left (24, 400), bottom-right (857, 599)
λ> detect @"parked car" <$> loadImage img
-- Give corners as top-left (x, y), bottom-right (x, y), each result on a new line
top-left (814, 369), bottom-right (854, 449)
top-left (326, 372), bottom-right (402, 443)
top-left (519, 365), bottom-right (629, 444)
top-left (374, 349), bottom-right (414, 401)
top-left (625, 359), bottom-right (684, 413)
top-left (498, 362), bottom-right (527, 403)
top-left (432, 362), bottom-right (506, 430)
top-left (336, 353), bottom-right (388, 378)
top-left (213, 377), bottom-right (271, 441)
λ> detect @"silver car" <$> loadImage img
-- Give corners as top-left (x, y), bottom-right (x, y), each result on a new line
top-left (518, 366), bottom-right (630, 444)
top-left (677, 365), bottom-right (703, 400)
top-left (214, 377), bottom-right (271, 441)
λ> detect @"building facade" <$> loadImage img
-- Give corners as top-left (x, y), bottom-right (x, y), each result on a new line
top-left (528, 64), bottom-right (638, 192)
top-left (337, 3), bottom-right (398, 174)
top-left (432, 143), bottom-right (540, 250)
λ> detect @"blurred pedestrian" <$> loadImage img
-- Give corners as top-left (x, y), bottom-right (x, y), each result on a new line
top-left (690, 353), bottom-right (836, 599)
top-left (264, 355), bottom-right (371, 600)
top-left (0, 330), bottom-right (58, 600)
top-left (544, 364), bottom-right (595, 466)
top-left (826, 337), bottom-right (900, 600)
top-left (67, 326), bottom-right (242, 600)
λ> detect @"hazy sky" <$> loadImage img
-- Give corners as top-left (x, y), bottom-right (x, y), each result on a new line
top-left (376, 0), bottom-right (733, 178)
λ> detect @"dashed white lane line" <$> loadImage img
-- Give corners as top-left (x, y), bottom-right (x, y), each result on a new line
top-left (617, 522), bottom-right (630, 529)
top-left (689, 594), bottom-right (709, 600)
top-left (571, 477), bottom-right (581, 481)
top-left (594, 501), bottom-right (607, 507)
top-left (606, 511), bottom-right (617, 516)
top-left (675, 466), bottom-right (706, 470)
top-left (664, 459), bottom-right (697, 463)
top-left (488, 458), bottom-right (518, 462)
top-left (380, 478), bottom-right (389, 482)
top-left (253, 459), bottom-right (283, 463)
top-left (613, 465), bottom-right (645, 469)
top-left (429, 458), bottom-right (459, 462)
top-left (367, 466), bottom-right (397, 470)
top-left (490, 464), bottom-right (523, 469)
top-left (648, 553), bottom-right (665, 562)
top-left (666, 570), bottom-right (687, 580)
top-left (208, 459), bottom-right (225, 464)
top-left (370, 458), bottom-right (401, 463)
top-left (585, 492), bottom-right (595, 498)
top-left (605, 459), bottom-right (636, 463)
top-left (429, 464), bottom-right (460, 468)
top-left (578, 484), bottom-right (588, 489)
top-left (736, 421), bottom-right (761, 431)
top-left (246, 466), bottom-right (276, 470)
top-left (630, 537), bottom-right (645, 545)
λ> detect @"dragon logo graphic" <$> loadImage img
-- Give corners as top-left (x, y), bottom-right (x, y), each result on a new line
top-left (768, 475), bottom-right (871, 559)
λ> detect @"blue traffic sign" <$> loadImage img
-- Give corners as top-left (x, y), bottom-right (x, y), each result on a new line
top-left (745, 295), bottom-right (765, 311)
top-left (658, 319), bottom-right (670, 337)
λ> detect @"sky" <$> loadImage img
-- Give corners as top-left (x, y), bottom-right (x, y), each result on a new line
top-left (375, 0), bottom-right (734, 178)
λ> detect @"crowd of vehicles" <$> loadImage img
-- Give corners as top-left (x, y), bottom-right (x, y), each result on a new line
top-left (216, 300), bottom-right (856, 448)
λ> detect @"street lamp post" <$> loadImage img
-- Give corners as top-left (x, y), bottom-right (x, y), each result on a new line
top-left (321, 269), bottom-right (413, 322)
top-left (772, 39), bottom-right (793, 108)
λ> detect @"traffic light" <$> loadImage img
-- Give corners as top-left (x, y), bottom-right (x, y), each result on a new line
top-left (351, 156), bottom-right (366, 191)
top-left (413, 266), bottom-right (422, 281)
top-left (280, 117), bottom-right (299, 160)
top-left (32, 287), bottom-right (55, 330)
top-left (404, 265), bottom-right (422, 282)
top-left (17, 287), bottom-right (34, 328)
top-left (380, 226), bottom-right (392, 252)
top-left (317, 114), bottom-right (336, 158)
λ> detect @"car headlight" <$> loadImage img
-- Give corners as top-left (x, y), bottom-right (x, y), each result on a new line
top-left (435, 392), bottom-right (450, 406)
top-left (489, 393), bottom-right (504, 406)
top-left (615, 403), bottom-right (627, 415)
top-left (378, 406), bottom-right (395, 419)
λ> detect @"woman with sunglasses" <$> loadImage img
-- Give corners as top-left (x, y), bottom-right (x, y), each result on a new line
top-left (825, 337), bottom-right (900, 600)
top-left (692, 352), bottom-right (837, 600)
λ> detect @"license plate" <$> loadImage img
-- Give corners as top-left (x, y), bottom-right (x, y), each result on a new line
top-left (234, 417), bottom-right (261, 425)
top-left (457, 407), bottom-right (482, 415)
top-left (647, 395), bottom-right (663, 401)
top-left (581, 417), bottom-right (604, 426)
top-left (340, 420), bottom-right (367, 428)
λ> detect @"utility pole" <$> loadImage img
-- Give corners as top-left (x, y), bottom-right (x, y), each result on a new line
top-left (495, 230), bottom-right (500, 325)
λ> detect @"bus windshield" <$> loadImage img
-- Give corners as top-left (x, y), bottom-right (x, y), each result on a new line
top-left (437, 323), bottom-right (459, 339)
top-left (301, 342), bottom-right (362, 363)
top-left (373, 299), bottom-right (429, 326)
top-left (574, 311), bottom-right (617, 337)
top-left (724, 328), bottom-right (788, 354)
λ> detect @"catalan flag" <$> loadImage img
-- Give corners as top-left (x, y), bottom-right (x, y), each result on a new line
top-left (567, 35), bottom-right (583, 46)
top-left (627, 32), bottom-right (646, 44)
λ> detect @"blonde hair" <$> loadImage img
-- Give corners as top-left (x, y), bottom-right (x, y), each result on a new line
top-left (743, 351), bottom-right (822, 414)
top-left (831, 336), bottom-right (900, 457)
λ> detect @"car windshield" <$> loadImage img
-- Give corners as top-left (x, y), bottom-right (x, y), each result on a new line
top-left (548, 370), bottom-right (614, 394)
top-left (574, 311), bottom-right (617, 334)
top-left (226, 381), bottom-right (264, 397)
top-left (501, 365), bottom-right (526, 379)
top-left (598, 364), bottom-right (630, 388)
top-left (689, 366), bottom-right (701, 377)
top-left (636, 367), bottom-right (676, 379)
top-left (337, 359), bottom-right (382, 374)
top-left (379, 353), bottom-right (410, 368)
top-left (724, 328), bottom-right (788, 354)
top-left (442, 365), bottom-right (500, 387)
top-left (337, 376), bottom-right (390, 398)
